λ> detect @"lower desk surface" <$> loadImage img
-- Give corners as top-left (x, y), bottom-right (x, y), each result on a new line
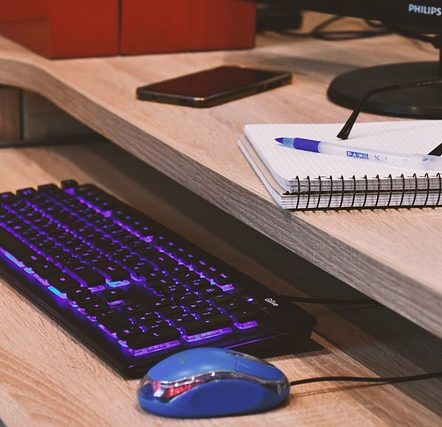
top-left (0, 13), bottom-right (440, 338)
top-left (0, 142), bottom-right (441, 426)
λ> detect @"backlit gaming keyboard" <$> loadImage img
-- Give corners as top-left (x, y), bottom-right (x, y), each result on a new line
top-left (0, 180), bottom-right (315, 377)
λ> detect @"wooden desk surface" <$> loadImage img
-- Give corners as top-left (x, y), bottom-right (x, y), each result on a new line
top-left (0, 15), bottom-right (440, 337)
top-left (0, 141), bottom-right (441, 426)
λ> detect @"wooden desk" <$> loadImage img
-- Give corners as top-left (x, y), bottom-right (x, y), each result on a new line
top-left (0, 140), bottom-right (441, 426)
top-left (0, 14), bottom-right (441, 426)
top-left (0, 15), bottom-right (440, 338)
top-left (0, 15), bottom-right (440, 337)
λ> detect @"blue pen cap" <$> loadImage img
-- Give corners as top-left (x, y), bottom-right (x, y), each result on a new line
top-left (293, 138), bottom-right (321, 153)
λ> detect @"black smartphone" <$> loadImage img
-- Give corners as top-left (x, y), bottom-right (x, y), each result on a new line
top-left (136, 66), bottom-right (292, 108)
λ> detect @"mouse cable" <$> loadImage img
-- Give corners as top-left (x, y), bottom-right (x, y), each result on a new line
top-left (280, 294), bottom-right (380, 305)
top-left (282, 296), bottom-right (441, 387)
top-left (290, 371), bottom-right (442, 387)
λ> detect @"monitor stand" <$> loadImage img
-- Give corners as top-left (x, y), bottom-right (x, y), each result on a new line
top-left (327, 43), bottom-right (442, 119)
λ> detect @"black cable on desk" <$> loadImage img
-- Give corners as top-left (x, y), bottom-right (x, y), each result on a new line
top-left (282, 295), bottom-right (441, 389)
top-left (277, 15), bottom-right (390, 40)
top-left (290, 371), bottom-right (442, 387)
top-left (311, 16), bottom-right (390, 41)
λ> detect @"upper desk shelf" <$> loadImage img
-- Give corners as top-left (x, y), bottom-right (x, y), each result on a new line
top-left (0, 19), bottom-right (440, 338)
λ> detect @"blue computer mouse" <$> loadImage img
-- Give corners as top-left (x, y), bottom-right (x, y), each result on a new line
top-left (137, 347), bottom-right (290, 418)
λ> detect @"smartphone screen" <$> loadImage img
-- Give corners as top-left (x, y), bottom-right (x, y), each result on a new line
top-left (136, 66), bottom-right (292, 108)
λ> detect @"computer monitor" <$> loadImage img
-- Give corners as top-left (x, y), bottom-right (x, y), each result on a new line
top-left (294, 0), bottom-right (442, 118)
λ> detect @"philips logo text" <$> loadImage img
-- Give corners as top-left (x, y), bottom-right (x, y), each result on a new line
top-left (265, 297), bottom-right (279, 307)
top-left (408, 4), bottom-right (442, 16)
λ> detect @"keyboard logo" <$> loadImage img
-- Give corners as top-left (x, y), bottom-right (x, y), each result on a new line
top-left (265, 297), bottom-right (279, 307)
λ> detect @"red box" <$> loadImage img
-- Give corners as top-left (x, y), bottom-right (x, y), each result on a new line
top-left (120, 0), bottom-right (256, 55)
top-left (120, 0), bottom-right (192, 55)
top-left (189, 0), bottom-right (256, 51)
top-left (0, 0), bottom-right (119, 59)
top-left (0, 1), bottom-right (255, 58)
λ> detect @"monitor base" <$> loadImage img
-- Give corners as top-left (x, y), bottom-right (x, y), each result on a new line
top-left (327, 62), bottom-right (442, 119)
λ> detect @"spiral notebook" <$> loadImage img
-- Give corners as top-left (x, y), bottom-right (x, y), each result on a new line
top-left (239, 121), bottom-right (442, 210)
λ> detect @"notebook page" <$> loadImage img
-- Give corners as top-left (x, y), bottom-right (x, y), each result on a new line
top-left (244, 121), bottom-right (442, 189)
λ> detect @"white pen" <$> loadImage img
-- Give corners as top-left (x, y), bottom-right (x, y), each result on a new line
top-left (275, 137), bottom-right (442, 172)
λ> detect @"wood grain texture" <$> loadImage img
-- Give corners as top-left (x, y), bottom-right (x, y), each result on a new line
top-left (0, 86), bottom-right (21, 140)
top-left (0, 14), bottom-right (439, 338)
top-left (0, 141), bottom-right (441, 426)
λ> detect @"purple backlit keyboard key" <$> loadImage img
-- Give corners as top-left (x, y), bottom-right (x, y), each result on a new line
top-left (125, 327), bottom-right (181, 349)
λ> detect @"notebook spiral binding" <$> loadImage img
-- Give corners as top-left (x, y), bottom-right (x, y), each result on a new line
top-left (351, 175), bottom-right (358, 208)
top-left (399, 174), bottom-right (406, 207)
top-left (362, 175), bottom-right (369, 208)
top-left (435, 173), bottom-right (442, 206)
top-left (387, 174), bottom-right (393, 207)
top-left (424, 173), bottom-right (430, 206)
top-left (412, 174), bottom-right (418, 207)
top-left (286, 173), bottom-right (442, 211)
top-left (316, 174), bottom-right (322, 210)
